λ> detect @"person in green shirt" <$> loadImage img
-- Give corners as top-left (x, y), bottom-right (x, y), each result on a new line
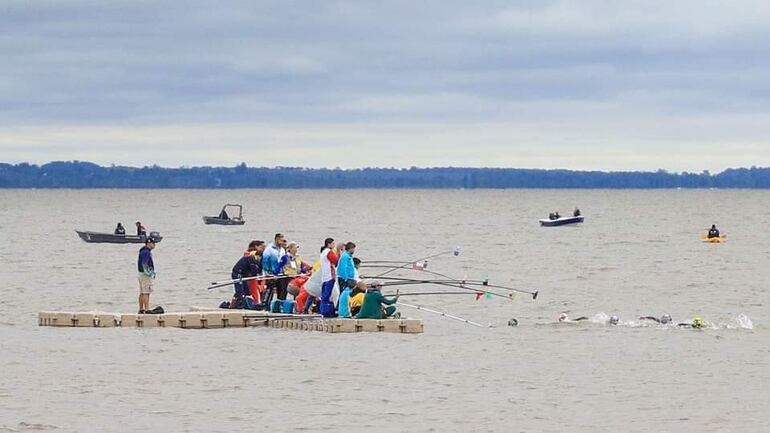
top-left (355, 284), bottom-right (400, 319)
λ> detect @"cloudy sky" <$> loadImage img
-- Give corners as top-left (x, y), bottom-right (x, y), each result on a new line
top-left (1, 0), bottom-right (769, 170)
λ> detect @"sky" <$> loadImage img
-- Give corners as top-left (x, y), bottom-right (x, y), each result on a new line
top-left (1, 0), bottom-right (769, 171)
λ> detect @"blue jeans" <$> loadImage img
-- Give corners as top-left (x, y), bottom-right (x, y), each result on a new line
top-left (319, 279), bottom-right (336, 317)
top-left (232, 272), bottom-right (246, 297)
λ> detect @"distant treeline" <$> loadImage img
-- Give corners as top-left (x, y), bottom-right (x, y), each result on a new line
top-left (2, 161), bottom-right (770, 188)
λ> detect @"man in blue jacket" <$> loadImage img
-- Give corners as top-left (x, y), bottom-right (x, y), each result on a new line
top-left (137, 237), bottom-right (157, 314)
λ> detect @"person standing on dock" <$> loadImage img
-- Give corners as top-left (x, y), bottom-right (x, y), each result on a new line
top-left (262, 233), bottom-right (287, 305)
top-left (137, 237), bottom-right (157, 314)
top-left (336, 242), bottom-right (357, 290)
top-left (318, 237), bottom-right (339, 317)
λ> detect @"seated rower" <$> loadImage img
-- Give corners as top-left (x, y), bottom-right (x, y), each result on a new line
top-left (355, 282), bottom-right (399, 319)
top-left (231, 241), bottom-right (264, 305)
top-left (639, 314), bottom-right (672, 324)
top-left (114, 222), bottom-right (126, 235)
top-left (707, 224), bottom-right (720, 239)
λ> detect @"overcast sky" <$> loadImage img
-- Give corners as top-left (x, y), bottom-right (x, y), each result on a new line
top-left (1, 0), bottom-right (769, 171)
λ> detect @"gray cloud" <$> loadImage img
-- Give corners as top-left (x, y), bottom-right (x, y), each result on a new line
top-left (1, 0), bottom-right (769, 170)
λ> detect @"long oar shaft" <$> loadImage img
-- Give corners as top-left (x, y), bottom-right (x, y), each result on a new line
top-left (207, 273), bottom-right (306, 290)
top-left (372, 247), bottom-right (459, 278)
top-left (373, 275), bottom-right (538, 299)
top-left (396, 301), bottom-right (486, 328)
top-left (374, 278), bottom-right (513, 300)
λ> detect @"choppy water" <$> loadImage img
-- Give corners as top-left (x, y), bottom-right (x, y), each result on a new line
top-left (0, 189), bottom-right (768, 432)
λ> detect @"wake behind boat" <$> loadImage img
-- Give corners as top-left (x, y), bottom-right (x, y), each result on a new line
top-left (75, 230), bottom-right (162, 244)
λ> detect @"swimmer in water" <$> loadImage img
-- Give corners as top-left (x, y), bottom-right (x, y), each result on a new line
top-left (639, 314), bottom-right (672, 324)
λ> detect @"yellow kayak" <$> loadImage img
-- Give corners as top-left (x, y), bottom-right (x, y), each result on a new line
top-left (701, 235), bottom-right (727, 243)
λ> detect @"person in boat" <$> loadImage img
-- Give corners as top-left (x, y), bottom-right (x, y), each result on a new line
top-left (261, 233), bottom-right (287, 306)
top-left (136, 221), bottom-right (147, 237)
top-left (318, 237), bottom-right (340, 317)
top-left (707, 224), bottom-right (720, 239)
top-left (218, 208), bottom-right (229, 220)
top-left (554, 211), bottom-right (561, 219)
top-left (336, 242), bottom-right (357, 290)
top-left (137, 237), bottom-right (157, 314)
top-left (677, 317), bottom-right (706, 329)
top-left (573, 208), bottom-right (581, 217)
top-left (355, 282), bottom-right (400, 319)
top-left (114, 222), bottom-right (126, 235)
top-left (639, 314), bottom-right (672, 324)
top-left (231, 240), bottom-right (265, 308)
top-left (549, 212), bottom-right (556, 220)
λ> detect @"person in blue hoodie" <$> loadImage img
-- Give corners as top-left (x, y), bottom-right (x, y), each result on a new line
top-left (336, 242), bottom-right (357, 290)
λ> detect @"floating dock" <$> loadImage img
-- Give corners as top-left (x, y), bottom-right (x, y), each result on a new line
top-left (37, 310), bottom-right (423, 334)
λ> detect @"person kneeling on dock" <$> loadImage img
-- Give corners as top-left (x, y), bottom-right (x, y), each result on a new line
top-left (230, 240), bottom-right (265, 309)
top-left (355, 283), bottom-right (400, 319)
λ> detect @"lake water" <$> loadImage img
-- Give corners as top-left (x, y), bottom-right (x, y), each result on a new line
top-left (0, 189), bottom-right (767, 432)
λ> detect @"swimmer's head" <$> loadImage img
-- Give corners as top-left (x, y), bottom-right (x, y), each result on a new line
top-left (692, 317), bottom-right (705, 328)
top-left (609, 315), bottom-right (620, 325)
top-left (660, 314), bottom-right (672, 324)
top-left (558, 313), bottom-right (569, 322)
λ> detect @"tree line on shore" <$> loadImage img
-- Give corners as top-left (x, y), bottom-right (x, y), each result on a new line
top-left (1, 161), bottom-right (770, 188)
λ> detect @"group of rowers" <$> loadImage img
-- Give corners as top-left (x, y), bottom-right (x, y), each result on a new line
top-left (222, 233), bottom-right (400, 319)
top-left (558, 313), bottom-right (707, 328)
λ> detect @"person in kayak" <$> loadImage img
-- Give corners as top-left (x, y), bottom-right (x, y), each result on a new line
top-left (707, 225), bottom-right (720, 239)
top-left (639, 314), bottom-right (672, 324)
top-left (356, 284), bottom-right (400, 319)
top-left (114, 222), bottom-right (126, 235)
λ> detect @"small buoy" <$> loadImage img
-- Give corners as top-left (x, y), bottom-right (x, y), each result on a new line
top-left (507, 318), bottom-right (518, 327)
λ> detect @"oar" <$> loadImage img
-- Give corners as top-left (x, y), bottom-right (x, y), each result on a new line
top-left (372, 246), bottom-right (460, 278)
top-left (207, 273), bottom-right (307, 291)
top-left (385, 291), bottom-right (479, 296)
top-left (396, 301), bottom-right (488, 328)
top-left (372, 276), bottom-right (538, 300)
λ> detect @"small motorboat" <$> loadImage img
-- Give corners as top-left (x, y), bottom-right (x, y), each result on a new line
top-left (203, 204), bottom-right (245, 225)
top-left (76, 230), bottom-right (162, 244)
top-left (539, 215), bottom-right (585, 227)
